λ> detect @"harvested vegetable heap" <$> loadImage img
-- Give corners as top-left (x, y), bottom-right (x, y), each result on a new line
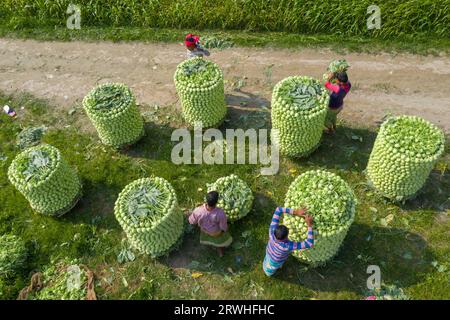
top-left (0, 234), bottom-right (27, 277)
top-left (271, 76), bottom-right (329, 157)
top-left (366, 115), bottom-right (445, 201)
top-left (114, 177), bottom-right (184, 257)
top-left (174, 57), bottom-right (226, 128)
top-left (284, 170), bottom-right (357, 267)
top-left (83, 83), bottom-right (144, 148)
top-left (16, 126), bottom-right (46, 150)
top-left (26, 259), bottom-right (88, 300)
top-left (8, 144), bottom-right (81, 216)
top-left (207, 174), bottom-right (254, 222)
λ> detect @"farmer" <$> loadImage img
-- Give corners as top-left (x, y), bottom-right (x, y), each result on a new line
top-left (263, 207), bottom-right (314, 277)
top-left (188, 191), bottom-right (232, 257)
top-left (324, 71), bottom-right (351, 133)
top-left (185, 33), bottom-right (210, 59)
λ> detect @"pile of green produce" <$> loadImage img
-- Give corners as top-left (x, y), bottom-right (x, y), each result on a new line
top-left (365, 284), bottom-right (410, 300)
top-left (7, 144), bottom-right (81, 216)
top-left (207, 174), bottom-right (254, 222)
top-left (27, 259), bottom-right (88, 300)
top-left (200, 36), bottom-right (234, 50)
top-left (323, 59), bottom-right (350, 82)
top-left (271, 76), bottom-right (329, 157)
top-left (366, 115), bottom-right (445, 201)
top-left (0, 235), bottom-right (27, 278)
top-left (283, 170), bottom-right (357, 267)
top-left (82, 83), bottom-right (144, 148)
top-left (114, 177), bottom-right (184, 257)
top-left (174, 57), bottom-right (226, 128)
top-left (16, 126), bottom-right (46, 149)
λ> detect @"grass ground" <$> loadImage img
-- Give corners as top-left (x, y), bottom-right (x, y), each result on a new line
top-left (0, 90), bottom-right (448, 300)
top-left (1, 25), bottom-right (449, 56)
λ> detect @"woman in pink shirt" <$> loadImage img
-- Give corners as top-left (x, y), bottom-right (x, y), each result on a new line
top-left (188, 191), bottom-right (232, 257)
top-left (324, 71), bottom-right (351, 133)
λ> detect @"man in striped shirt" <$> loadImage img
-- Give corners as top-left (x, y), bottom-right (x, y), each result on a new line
top-left (263, 207), bottom-right (314, 276)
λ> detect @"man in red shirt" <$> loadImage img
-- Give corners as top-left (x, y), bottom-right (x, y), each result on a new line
top-left (324, 71), bottom-right (351, 133)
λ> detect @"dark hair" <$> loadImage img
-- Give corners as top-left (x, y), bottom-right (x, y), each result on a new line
top-left (206, 191), bottom-right (219, 207)
top-left (336, 71), bottom-right (348, 83)
top-left (274, 225), bottom-right (289, 240)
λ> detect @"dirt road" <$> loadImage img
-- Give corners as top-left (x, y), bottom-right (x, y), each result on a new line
top-left (1, 38), bottom-right (449, 132)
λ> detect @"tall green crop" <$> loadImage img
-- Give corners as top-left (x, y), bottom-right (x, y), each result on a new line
top-left (8, 144), bottom-right (82, 217)
top-left (1, 1), bottom-right (447, 38)
top-left (366, 115), bottom-right (445, 201)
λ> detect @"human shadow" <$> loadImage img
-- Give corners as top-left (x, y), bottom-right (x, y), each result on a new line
top-left (225, 91), bottom-right (270, 110)
top-left (292, 124), bottom-right (378, 174)
top-left (398, 169), bottom-right (450, 212)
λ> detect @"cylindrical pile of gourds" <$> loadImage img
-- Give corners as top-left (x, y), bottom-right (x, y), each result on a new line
top-left (271, 76), bottom-right (329, 157)
top-left (8, 144), bottom-right (81, 217)
top-left (207, 174), bottom-right (254, 222)
top-left (283, 170), bottom-right (357, 267)
top-left (83, 83), bottom-right (144, 148)
top-left (367, 115), bottom-right (445, 201)
top-left (114, 177), bottom-right (184, 257)
top-left (174, 57), bottom-right (226, 128)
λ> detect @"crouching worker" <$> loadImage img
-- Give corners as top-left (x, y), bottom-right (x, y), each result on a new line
top-left (188, 191), bottom-right (232, 257)
top-left (263, 207), bottom-right (314, 277)
top-left (324, 71), bottom-right (351, 133)
top-left (185, 33), bottom-right (210, 59)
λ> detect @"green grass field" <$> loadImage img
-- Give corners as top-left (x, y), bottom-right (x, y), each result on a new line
top-left (0, 0), bottom-right (449, 55)
top-left (1, 91), bottom-right (448, 300)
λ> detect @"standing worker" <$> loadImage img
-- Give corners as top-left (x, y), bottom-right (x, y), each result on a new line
top-left (324, 71), bottom-right (352, 134)
top-left (263, 207), bottom-right (314, 276)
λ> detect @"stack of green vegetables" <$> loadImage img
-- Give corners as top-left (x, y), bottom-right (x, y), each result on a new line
top-left (8, 144), bottom-right (81, 216)
top-left (27, 259), bottom-right (88, 300)
top-left (207, 174), bottom-right (254, 222)
top-left (114, 177), bottom-right (184, 257)
top-left (271, 76), bottom-right (329, 157)
top-left (174, 57), bottom-right (226, 128)
top-left (0, 235), bottom-right (27, 278)
top-left (284, 170), bottom-right (357, 267)
top-left (366, 115), bottom-right (445, 201)
top-left (322, 59), bottom-right (350, 83)
top-left (16, 126), bottom-right (46, 150)
top-left (83, 83), bottom-right (144, 148)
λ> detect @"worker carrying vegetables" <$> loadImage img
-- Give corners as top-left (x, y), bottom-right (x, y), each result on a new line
top-left (188, 191), bottom-right (232, 257)
top-left (263, 207), bottom-right (314, 276)
top-left (185, 33), bottom-right (210, 59)
top-left (324, 71), bottom-right (351, 133)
